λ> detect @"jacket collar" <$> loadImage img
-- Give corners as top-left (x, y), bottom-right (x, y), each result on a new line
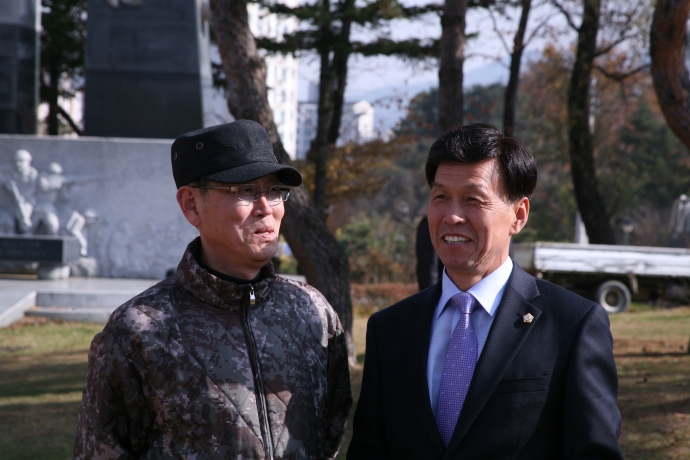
top-left (175, 237), bottom-right (275, 312)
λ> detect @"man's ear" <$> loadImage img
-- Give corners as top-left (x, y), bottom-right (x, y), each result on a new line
top-left (509, 197), bottom-right (530, 236)
top-left (176, 186), bottom-right (202, 227)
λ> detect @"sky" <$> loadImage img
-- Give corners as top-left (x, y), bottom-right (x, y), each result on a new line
top-left (296, 0), bottom-right (572, 132)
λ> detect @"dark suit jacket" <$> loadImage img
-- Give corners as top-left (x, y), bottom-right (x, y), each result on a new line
top-left (347, 264), bottom-right (623, 459)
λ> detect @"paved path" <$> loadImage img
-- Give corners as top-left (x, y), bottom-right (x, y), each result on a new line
top-left (0, 275), bottom-right (306, 327)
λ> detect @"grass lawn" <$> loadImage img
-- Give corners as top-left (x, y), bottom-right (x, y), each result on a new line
top-left (1, 305), bottom-right (689, 459)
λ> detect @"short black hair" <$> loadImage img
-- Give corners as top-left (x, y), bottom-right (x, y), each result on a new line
top-left (425, 123), bottom-right (538, 201)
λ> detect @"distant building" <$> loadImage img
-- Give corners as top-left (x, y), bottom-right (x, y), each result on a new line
top-left (248, 1), bottom-right (299, 159)
top-left (296, 83), bottom-right (377, 159)
top-left (295, 82), bottom-right (319, 160)
top-left (337, 100), bottom-right (375, 146)
top-left (296, 101), bottom-right (318, 160)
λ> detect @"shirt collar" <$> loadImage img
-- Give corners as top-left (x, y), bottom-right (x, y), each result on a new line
top-left (176, 237), bottom-right (275, 312)
top-left (436, 257), bottom-right (514, 319)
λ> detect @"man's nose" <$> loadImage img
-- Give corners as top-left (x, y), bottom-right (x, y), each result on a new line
top-left (443, 203), bottom-right (466, 224)
top-left (252, 195), bottom-right (274, 216)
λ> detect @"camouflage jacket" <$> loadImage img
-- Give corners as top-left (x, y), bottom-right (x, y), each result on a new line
top-left (74, 239), bottom-right (352, 460)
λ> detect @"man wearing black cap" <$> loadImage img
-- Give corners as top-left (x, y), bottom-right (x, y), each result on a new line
top-left (74, 120), bottom-right (353, 460)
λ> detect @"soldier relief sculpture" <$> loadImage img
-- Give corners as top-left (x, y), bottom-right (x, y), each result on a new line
top-left (0, 149), bottom-right (97, 275)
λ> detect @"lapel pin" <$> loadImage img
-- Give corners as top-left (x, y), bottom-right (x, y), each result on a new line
top-left (522, 313), bottom-right (534, 323)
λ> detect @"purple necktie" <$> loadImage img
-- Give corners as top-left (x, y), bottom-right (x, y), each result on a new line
top-left (435, 292), bottom-right (478, 447)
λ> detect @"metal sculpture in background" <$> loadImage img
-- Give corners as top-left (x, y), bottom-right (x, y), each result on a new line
top-left (669, 194), bottom-right (690, 247)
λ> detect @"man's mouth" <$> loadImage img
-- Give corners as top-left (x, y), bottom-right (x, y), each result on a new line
top-left (255, 226), bottom-right (274, 236)
top-left (443, 235), bottom-right (471, 244)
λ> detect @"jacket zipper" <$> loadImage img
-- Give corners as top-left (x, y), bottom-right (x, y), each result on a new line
top-left (240, 284), bottom-right (275, 460)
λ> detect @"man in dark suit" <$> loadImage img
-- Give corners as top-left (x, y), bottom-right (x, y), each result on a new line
top-left (348, 124), bottom-right (623, 459)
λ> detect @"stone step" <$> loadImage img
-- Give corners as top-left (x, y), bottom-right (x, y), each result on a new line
top-left (26, 306), bottom-right (115, 323)
top-left (36, 290), bottom-right (139, 309)
top-left (0, 291), bottom-right (37, 328)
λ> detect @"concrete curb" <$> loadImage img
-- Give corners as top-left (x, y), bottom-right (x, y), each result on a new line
top-left (0, 291), bottom-right (37, 328)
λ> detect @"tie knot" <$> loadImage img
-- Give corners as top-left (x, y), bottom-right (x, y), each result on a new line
top-left (451, 292), bottom-right (476, 315)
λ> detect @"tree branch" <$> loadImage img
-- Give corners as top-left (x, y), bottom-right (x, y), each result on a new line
top-left (551, 0), bottom-right (579, 31)
top-left (523, 9), bottom-right (558, 47)
top-left (353, 37), bottom-right (440, 59)
top-left (594, 32), bottom-right (637, 57)
top-left (593, 63), bottom-right (650, 82)
top-left (57, 105), bottom-right (83, 136)
top-left (488, 6), bottom-right (512, 55)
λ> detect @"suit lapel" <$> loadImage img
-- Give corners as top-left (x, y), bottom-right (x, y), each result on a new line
top-left (445, 265), bottom-right (542, 456)
top-left (401, 282), bottom-right (446, 454)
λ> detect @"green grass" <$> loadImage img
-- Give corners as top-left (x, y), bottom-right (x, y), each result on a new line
top-left (610, 306), bottom-right (690, 459)
top-left (0, 318), bottom-right (102, 460)
top-left (1, 308), bottom-right (689, 459)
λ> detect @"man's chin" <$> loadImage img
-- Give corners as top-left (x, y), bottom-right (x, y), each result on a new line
top-left (250, 245), bottom-right (279, 263)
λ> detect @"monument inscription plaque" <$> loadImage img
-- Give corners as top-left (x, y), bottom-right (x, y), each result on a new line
top-left (0, 235), bottom-right (80, 263)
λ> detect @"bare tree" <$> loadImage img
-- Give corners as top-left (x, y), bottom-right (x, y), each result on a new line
top-left (650, 0), bottom-right (690, 151)
top-left (553, 0), bottom-right (651, 244)
top-left (503, 0), bottom-right (532, 136)
top-left (567, 0), bottom-right (617, 244)
top-left (210, 0), bottom-right (356, 364)
top-left (486, 0), bottom-right (553, 135)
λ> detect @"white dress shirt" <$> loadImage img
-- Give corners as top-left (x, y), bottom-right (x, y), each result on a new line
top-left (427, 258), bottom-right (514, 417)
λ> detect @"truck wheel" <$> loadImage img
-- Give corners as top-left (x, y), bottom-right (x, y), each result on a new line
top-left (595, 280), bottom-right (631, 313)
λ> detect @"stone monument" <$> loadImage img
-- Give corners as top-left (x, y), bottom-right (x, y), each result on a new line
top-left (0, 135), bottom-right (199, 279)
top-left (84, 0), bottom-right (213, 138)
top-left (0, 148), bottom-right (100, 277)
top-left (0, 0), bottom-right (40, 134)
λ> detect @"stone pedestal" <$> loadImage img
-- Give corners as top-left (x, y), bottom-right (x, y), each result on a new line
top-left (0, 0), bottom-right (39, 134)
top-left (0, 234), bottom-right (81, 279)
top-left (84, 0), bottom-right (212, 139)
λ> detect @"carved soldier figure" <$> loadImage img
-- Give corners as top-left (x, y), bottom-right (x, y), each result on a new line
top-left (32, 162), bottom-right (65, 235)
top-left (1, 149), bottom-right (38, 233)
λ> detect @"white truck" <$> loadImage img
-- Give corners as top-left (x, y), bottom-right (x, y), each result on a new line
top-left (512, 242), bottom-right (690, 313)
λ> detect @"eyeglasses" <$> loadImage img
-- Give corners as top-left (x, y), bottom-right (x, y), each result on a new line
top-left (191, 183), bottom-right (291, 205)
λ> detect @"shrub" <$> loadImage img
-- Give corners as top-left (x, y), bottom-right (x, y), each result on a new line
top-left (351, 283), bottom-right (418, 317)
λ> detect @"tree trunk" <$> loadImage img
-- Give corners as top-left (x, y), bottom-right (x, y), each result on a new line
top-left (327, 1), bottom-right (354, 145)
top-left (650, 0), bottom-right (690, 151)
top-left (567, 0), bottom-right (615, 245)
top-left (503, 0), bottom-right (531, 136)
top-left (438, 0), bottom-right (468, 134)
top-left (47, 63), bottom-right (60, 135)
top-left (314, 0), bottom-right (355, 215)
top-left (328, 53), bottom-right (349, 144)
top-left (314, 25), bottom-right (337, 218)
top-left (210, 0), bottom-right (356, 364)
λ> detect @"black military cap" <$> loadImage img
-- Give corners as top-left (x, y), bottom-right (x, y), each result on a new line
top-left (171, 120), bottom-right (303, 189)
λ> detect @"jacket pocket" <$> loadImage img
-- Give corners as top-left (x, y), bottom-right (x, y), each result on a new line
top-left (493, 375), bottom-right (551, 394)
